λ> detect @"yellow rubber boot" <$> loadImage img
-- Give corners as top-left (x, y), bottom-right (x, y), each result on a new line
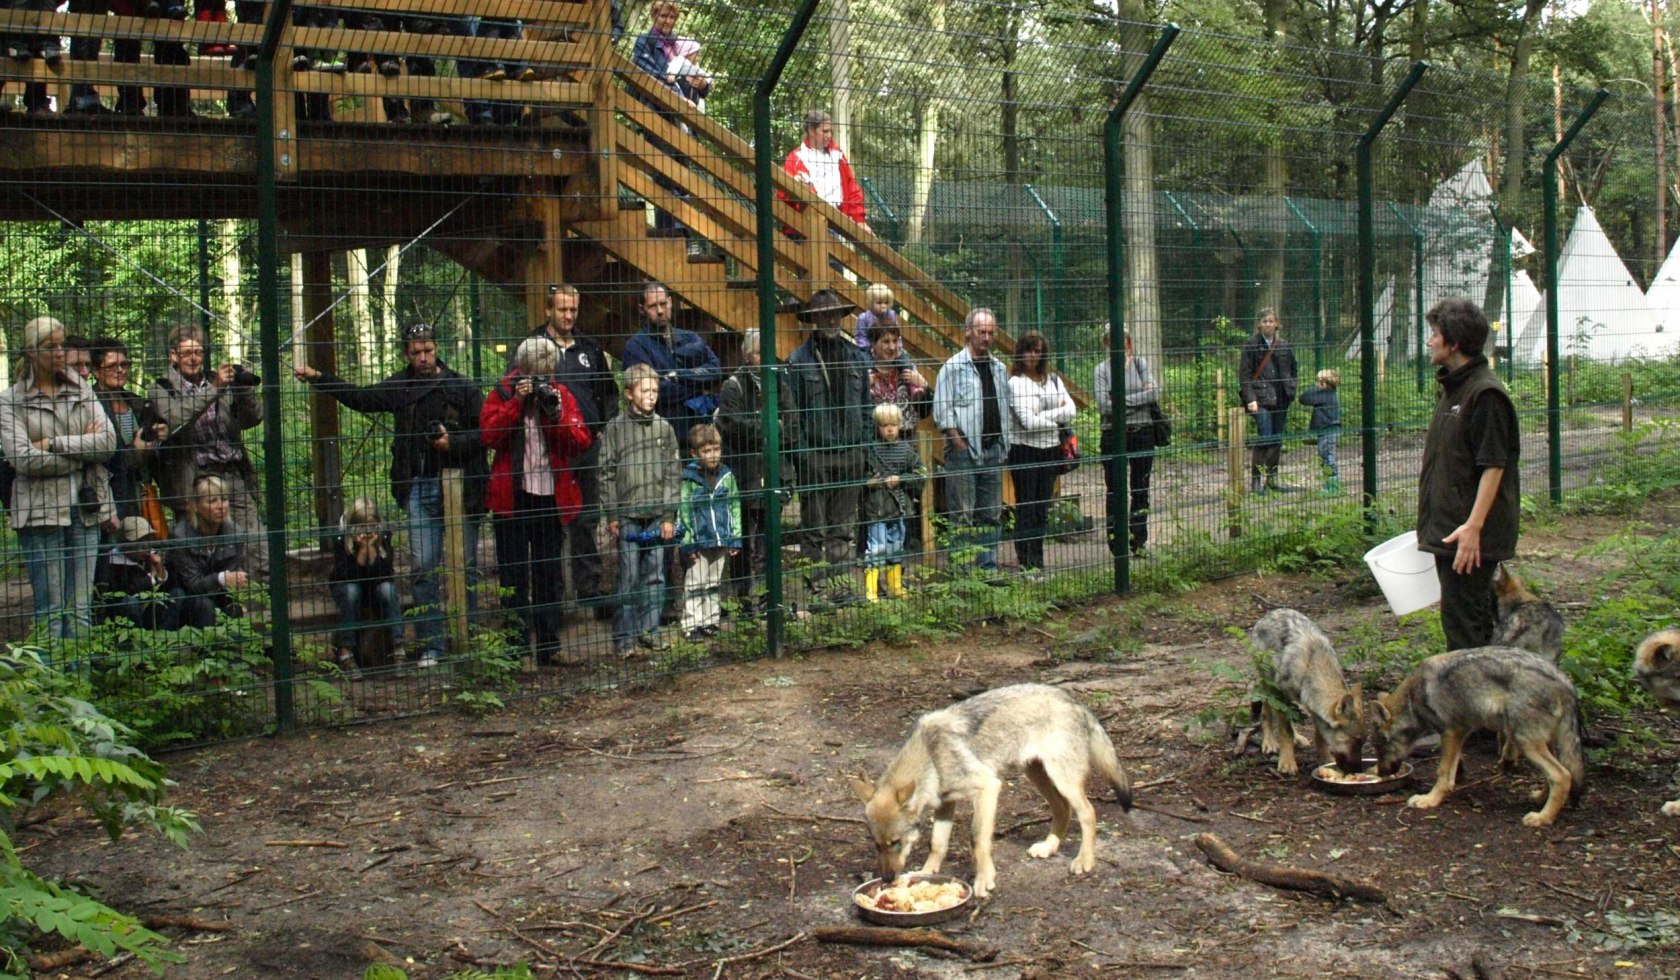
top-left (885, 564), bottom-right (907, 599)
top-left (865, 567), bottom-right (881, 603)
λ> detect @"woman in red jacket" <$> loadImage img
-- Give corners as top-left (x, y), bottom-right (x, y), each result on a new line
top-left (480, 337), bottom-right (592, 666)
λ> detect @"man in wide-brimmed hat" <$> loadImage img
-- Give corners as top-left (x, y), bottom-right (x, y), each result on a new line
top-left (782, 289), bottom-right (871, 604)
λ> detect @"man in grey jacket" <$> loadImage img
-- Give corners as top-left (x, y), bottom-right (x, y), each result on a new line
top-left (148, 326), bottom-right (267, 574)
top-left (932, 308), bottom-right (1010, 570)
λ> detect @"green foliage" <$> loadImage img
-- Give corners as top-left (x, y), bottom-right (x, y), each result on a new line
top-left (1563, 420), bottom-right (1680, 516)
top-left (80, 611), bottom-right (274, 747)
top-left (444, 623), bottom-right (525, 715)
top-left (1562, 526), bottom-right (1680, 721)
top-left (363, 962), bottom-right (536, 980)
top-left (0, 646), bottom-right (198, 975)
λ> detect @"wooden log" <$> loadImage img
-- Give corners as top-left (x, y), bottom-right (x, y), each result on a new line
top-left (811, 925), bottom-right (996, 961)
top-left (442, 468), bottom-right (469, 652)
top-left (1193, 832), bottom-right (1385, 903)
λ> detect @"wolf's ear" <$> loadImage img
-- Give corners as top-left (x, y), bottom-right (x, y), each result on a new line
top-left (1335, 691), bottom-right (1360, 723)
top-left (1654, 642), bottom-right (1679, 667)
top-left (894, 780), bottom-right (916, 807)
top-left (851, 777), bottom-right (876, 803)
top-left (1367, 699), bottom-right (1390, 727)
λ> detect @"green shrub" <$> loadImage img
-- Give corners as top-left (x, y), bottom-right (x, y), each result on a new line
top-left (0, 646), bottom-right (199, 976)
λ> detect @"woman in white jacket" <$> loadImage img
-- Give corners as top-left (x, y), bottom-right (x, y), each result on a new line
top-left (0, 316), bottom-right (116, 642)
top-left (1005, 332), bottom-right (1076, 573)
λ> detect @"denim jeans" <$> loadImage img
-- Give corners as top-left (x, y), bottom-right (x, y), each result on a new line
top-left (941, 439), bottom-right (1007, 568)
top-left (408, 477), bottom-right (479, 657)
top-left (330, 579), bottom-right (403, 652)
top-left (613, 517), bottom-right (668, 650)
top-left (18, 522), bottom-right (101, 641)
top-left (1315, 429), bottom-right (1339, 482)
top-left (1251, 404), bottom-right (1289, 475)
top-left (864, 519), bottom-right (905, 567)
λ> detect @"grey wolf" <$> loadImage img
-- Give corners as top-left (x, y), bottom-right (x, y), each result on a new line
top-left (852, 683), bottom-right (1132, 898)
top-left (1632, 629), bottom-right (1680, 816)
top-left (1491, 565), bottom-right (1564, 661)
top-left (1370, 647), bottom-right (1585, 827)
top-left (1250, 609), bottom-right (1364, 776)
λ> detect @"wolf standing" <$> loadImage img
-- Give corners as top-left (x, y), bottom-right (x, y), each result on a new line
top-left (852, 683), bottom-right (1131, 899)
top-left (1417, 298), bottom-right (1520, 651)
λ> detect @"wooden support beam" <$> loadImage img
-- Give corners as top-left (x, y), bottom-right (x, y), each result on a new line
top-left (442, 468), bottom-right (470, 653)
top-left (523, 193), bottom-right (564, 325)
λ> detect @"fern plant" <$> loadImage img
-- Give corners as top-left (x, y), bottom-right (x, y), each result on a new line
top-left (0, 645), bottom-right (199, 976)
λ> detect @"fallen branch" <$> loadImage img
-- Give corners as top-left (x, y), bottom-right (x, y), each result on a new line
top-left (142, 914), bottom-right (231, 932)
top-left (1193, 833), bottom-right (1385, 903)
top-left (706, 932), bottom-right (808, 979)
top-left (27, 947), bottom-right (93, 971)
top-left (1494, 911), bottom-right (1565, 927)
top-left (1131, 802), bottom-right (1210, 824)
top-left (264, 839), bottom-right (348, 848)
top-left (761, 800), bottom-right (866, 825)
top-left (565, 957), bottom-right (684, 975)
top-left (812, 926), bottom-right (997, 961)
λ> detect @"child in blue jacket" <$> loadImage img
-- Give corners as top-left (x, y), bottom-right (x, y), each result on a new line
top-left (1297, 368), bottom-right (1341, 494)
top-left (678, 423), bottom-right (740, 639)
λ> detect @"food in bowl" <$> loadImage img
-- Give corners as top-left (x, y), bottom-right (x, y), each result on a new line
top-left (1314, 765), bottom-right (1382, 784)
top-left (855, 877), bottom-right (969, 914)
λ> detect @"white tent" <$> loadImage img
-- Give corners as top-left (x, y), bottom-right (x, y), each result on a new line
top-left (1643, 236), bottom-right (1680, 346)
top-left (1428, 158), bottom-right (1536, 259)
top-left (1514, 206), bottom-right (1670, 363)
top-left (1344, 279), bottom-right (1396, 361)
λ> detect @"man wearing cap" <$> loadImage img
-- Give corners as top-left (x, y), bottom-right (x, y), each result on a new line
top-left (933, 308), bottom-right (1010, 570)
top-left (621, 281), bottom-right (722, 446)
top-left (293, 322), bottom-right (488, 669)
top-left (781, 289), bottom-right (872, 601)
top-left (521, 284), bottom-right (616, 613)
top-left (95, 516), bottom-right (176, 630)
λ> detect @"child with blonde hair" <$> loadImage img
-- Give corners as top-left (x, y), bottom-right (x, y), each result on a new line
top-left (854, 283), bottom-right (898, 352)
top-left (1298, 368), bottom-right (1342, 494)
top-left (329, 496), bottom-right (404, 677)
top-left (861, 403), bottom-right (925, 601)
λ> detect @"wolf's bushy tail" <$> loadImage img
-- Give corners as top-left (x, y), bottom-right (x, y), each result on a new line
top-left (1558, 701), bottom-right (1588, 805)
top-left (1086, 714), bottom-right (1132, 811)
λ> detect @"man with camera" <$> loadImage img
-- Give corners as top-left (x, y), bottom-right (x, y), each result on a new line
top-left (149, 325), bottom-right (269, 574)
top-left (293, 322), bottom-right (488, 669)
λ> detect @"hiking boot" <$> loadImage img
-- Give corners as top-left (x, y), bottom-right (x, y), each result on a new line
top-left (336, 649), bottom-right (361, 680)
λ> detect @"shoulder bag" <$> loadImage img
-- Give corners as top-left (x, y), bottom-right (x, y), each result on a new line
top-left (1148, 402), bottom-right (1172, 447)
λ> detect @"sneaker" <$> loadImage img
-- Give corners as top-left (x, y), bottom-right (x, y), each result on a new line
top-left (291, 53), bottom-right (312, 71)
top-left (386, 108), bottom-right (410, 124)
top-left (614, 643), bottom-right (635, 659)
top-left (481, 67), bottom-right (506, 81)
top-left (390, 642), bottom-right (407, 665)
top-left (516, 66), bottom-right (537, 82)
top-left (378, 59), bottom-right (401, 78)
top-left (67, 101), bottom-right (116, 115)
top-left (336, 650), bottom-right (361, 680)
top-left (421, 109), bottom-right (452, 126)
top-left (684, 628), bottom-right (708, 642)
top-left (638, 633), bottom-right (671, 652)
top-left (415, 651), bottom-right (441, 669)
top-left (702, 624), bottom-right (722, 637)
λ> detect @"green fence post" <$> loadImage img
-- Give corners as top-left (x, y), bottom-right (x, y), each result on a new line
top-left (1542, 90), bottom-right (1610, 507)
top-left (755, 0), bottom-right (822, 656)
top-left (1284, 197), bottom-right (1322, 374)
top-left (858, 177), bottom-right (901, 248)
top-left (1105, 24), bottom-right (1178, 596)
top-left (1024, 183), bottom-right (1064, 358)
top-left (255, 0), bottom-right (296, 732)
top-left (1385, 202), bottom-right (1425, 394)
top-left (1357, 62), bottom-right (1427, 531)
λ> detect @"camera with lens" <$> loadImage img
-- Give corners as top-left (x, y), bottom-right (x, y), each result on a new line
top-left (531, 378), bottom-right (562, 417)
top-left (139, 424), bottom-right (160, 444)
top-left (77, 484), bottom-right (100, 518)
top-left (230, 365), bottom-right (262, 387)
top-left (425, 419), bottom-right (448, 441)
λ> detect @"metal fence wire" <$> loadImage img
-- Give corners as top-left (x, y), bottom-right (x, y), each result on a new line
top-left (0, 0), bottom-right (1675, 746)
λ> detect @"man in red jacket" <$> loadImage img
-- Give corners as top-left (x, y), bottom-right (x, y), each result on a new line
top-left (783, 109), bottom-right (871, 232)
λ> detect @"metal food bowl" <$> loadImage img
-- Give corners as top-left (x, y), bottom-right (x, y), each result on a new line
top-left (1310, 758), bottom-right (1414, 797)
top-left (851, 872), bottom-right (974, 927)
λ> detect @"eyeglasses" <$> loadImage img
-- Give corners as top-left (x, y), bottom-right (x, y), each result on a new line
top-left (100, 361), bottom-right (131, 372)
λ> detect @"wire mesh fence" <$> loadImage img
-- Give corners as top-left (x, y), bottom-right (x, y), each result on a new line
top-left (0, 0), bottom-right (1677, 747)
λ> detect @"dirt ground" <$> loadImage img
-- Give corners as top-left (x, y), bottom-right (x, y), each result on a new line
top-left (26, 507), bottom-right (1680, 980)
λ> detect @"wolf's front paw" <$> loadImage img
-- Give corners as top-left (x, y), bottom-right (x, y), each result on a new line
top-left (1027, 835), bottom-right (1061, 860)
top-left (1276, 757), bottom-right (1298, 776)
top-left (971, 868), bottom-right (995, 899)
top-left (1406, 792), bottom-right (1441, 810)
top-left (1068, 850), bottom-right (1095, 875)
top-left (1521, 810), bottom-right (1555, 828)
top-left (1663, 799), bottom-right (1680, 817)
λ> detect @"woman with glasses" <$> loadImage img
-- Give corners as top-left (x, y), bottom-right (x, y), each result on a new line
top-left (87, 338), bottom-right (166, 521)
top-left (0, 316), bottom-right (117, 642)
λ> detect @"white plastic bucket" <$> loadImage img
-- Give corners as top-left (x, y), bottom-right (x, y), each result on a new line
top-left (1363, 530), bottom-right (1441, 616)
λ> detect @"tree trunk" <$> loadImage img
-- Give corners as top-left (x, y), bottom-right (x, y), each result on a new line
top-left (1655, 0), bottom-right (1668, 267)
top-left (1257, 0), bottom-right (1288, 320)
top-left (1124, 108), bottom-right (1162, 360)
top-left (347, 248), bottom-right (374, 372)
top-left (382, 244), bottom-right (401, 375)
top-left (907, 99), bottom-right (939, 245)
top-left (286, 252), bottom-right (304, 369)
top-left (828, 0), bottom-right (851, 151)
top-left (1486, 0), bottom-right (1547, 314)
top-left (219, 218), bottom-right (243, 356)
